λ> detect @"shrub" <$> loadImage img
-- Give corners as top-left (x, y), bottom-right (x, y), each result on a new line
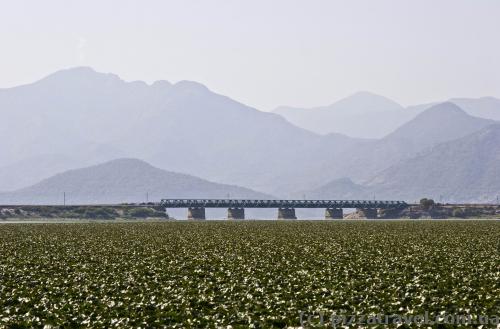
top-left (452, 208), bottom-right (466, 218)
top-left (126, 207), bottom-right (165, 218)
top-left (83, 207), bottom-right (119, 219)
top-left (419, 198), bottom-right (435, 211)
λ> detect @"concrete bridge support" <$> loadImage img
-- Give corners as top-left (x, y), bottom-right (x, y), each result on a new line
top-left (325, 208), bottom-right (343, 219)
top-left (227, 207), bottom-right (245, 220)
top-left (357, 208), bottom-right (378, 219)
top-left (278, 208), bottom-right (297, 220)
top-left (187, 207), bottom-right (206, 220)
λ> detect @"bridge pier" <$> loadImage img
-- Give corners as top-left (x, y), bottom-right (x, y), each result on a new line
top-left (325, 208), bottom-right (343, 219)
top-left (160, 199), bottom-right (407, 220)
top-left (357, 208), bottom-right (378, 219)
top-left (227, 207), bottom-right (245, 220)
top-left (278, 208), bottom-right (297, 220)
top-left (187, 207), bottom-right (206, 220)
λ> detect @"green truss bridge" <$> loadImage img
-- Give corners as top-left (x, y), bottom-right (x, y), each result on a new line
top-left (160, 199), bottom-right (408, 220)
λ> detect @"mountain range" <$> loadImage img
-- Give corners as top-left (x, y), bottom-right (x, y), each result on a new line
top-left (309, 124), bottom-right (500, 203)
top-left (0, 158), bottom-right (270, 205)
top-left (274, 92), bottom-right (500, 139)
top-left (286, 102), bottom-right (495, 191)
top-left (274, 91), bottom-right (413, 139)
top-left (1, 67), bottom-right (499, 203)
top-left (0, 67), bottom-right (337, 194)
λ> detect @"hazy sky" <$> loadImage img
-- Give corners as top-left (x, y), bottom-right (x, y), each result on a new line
top-left (1, 0), bottom-right (499, 110)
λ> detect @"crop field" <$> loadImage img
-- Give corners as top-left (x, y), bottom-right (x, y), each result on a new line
top-left (0, 221), bottom-right (499, 328)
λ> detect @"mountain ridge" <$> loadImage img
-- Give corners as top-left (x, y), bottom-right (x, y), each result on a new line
top-left (1, 67), bottom-right (499, 198)
top-left (274, 93), bottom-right (500, 138)
top-left (0, 158), bottom-right (272, 205)
top-left (309, 124), bottom-right (500, 203)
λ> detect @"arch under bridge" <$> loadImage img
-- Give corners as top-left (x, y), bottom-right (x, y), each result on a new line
top-left (160, 199), bottom-right (408, 220)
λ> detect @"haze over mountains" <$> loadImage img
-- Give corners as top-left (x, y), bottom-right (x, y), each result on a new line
top-left (0, 159), bottom-right (270, 205)
top-left (286, 103), bottom-right (495, 191)
top-left (310, 124), bottom-right (500, 203)
top-left (1, 67), bottom-right (499, 204)
top-left (274, 92), bottom-right (413, 139)
top-left (275, 92), bottom-right (500, 139)
top-left (0, 67), bottom-right (356, 194)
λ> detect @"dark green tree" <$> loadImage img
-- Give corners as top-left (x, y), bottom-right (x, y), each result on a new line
top-left (419, 198), bottom-right (435, 211)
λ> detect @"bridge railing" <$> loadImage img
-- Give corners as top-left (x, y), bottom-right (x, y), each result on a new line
top-left (160, 199), bottom-right (407, 209)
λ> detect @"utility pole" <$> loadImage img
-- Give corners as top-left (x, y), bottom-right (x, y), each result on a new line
top-left (63, 192), bottom-right (66, 206)
top-left (146, 192), bottom-right (149, 203)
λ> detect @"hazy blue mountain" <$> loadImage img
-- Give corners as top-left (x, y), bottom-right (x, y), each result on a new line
top-left (369, 124), bottom-right (500, 202)
top-left (450, 97), bottom-right (500, 121)
top-left (1, 68), bottom-right (498, 198)
top-left (0, 158), bottom-right (271, 205)
top-left (0, 67), bottom-right (342, 194)
top-left (400, 97), bottom-right (500, 122)
top-left (0, 67), bottom-right (158, 166)
top-left (109, 78), bottom-right (331, 193)
top-left (310, 124), bottom-right (500, 203)
top-left (383, 102), bottom-right (495, 151)
top-left (297, 102), bottom-right (496, 190)
top-left (274, 92), bottom-right (418, 138)
top-left (274, 95), bottom-right (500, 139)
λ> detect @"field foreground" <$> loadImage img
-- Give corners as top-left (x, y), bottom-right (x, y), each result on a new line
top-left (1, 221), bottom-right (499, 328)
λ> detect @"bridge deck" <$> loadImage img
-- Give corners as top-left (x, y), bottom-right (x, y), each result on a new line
top-left (160, 199), bottom-right (407, 209)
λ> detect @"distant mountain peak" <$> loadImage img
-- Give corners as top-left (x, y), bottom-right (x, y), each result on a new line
top-left (384, 102), bottom-right (494, 147)
top-left (173, 80), bottom-right (210, 93)
top-left (38, 66), bottom-right (122, 86)
top-left (48, 66), bottom-right (103, 78)
top-left (97, 158), bottom-right (153, 168)
top-left (391, 102), bottom-right (474, 129)
top-left (0, 158), bottom-right (271, 204)
top-left (421, 102), bottom-right (465, 115)
top-left (151, 80), bottom-right (172, 89)
top-left (331, 91), bottom-right (403, 111)
top-left (348, 90), bottom-right (390, 99)
top-left (273, 91), bottom-right (405, 138)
